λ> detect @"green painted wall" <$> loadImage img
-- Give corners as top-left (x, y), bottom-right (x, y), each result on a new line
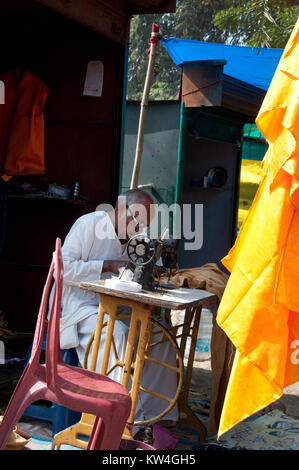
top-left (120, 101), bottom-right (181, 206)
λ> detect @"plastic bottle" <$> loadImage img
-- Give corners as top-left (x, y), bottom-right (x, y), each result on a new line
top-left (73, 181), bottom-right (80, 200)
top-left (194, 307), bottom-right (214, 361)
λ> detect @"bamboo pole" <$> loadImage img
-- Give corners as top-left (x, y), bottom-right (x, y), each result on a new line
top-left (130, 23), bottom-right (160, 189)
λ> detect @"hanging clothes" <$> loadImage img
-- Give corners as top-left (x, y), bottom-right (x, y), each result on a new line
top-left (0, 69), bottom-right (49, 176)
top-left (159, 264), bottom-right (234, 436)
top-left (216, 18), bottom-right (299, 437)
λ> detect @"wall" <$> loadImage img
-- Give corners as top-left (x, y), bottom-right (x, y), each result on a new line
top-left (121, 101), bottom-right (181, 206)
top-left (178, 106), bottom-right (244, 269)
top-left (121, 101), bottom-right (245, 270)
top-left (0, 5), bottom-right (126, 331)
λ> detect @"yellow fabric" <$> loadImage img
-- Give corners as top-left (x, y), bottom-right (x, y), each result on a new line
top-left (216, 17), bottom-right (299, 437)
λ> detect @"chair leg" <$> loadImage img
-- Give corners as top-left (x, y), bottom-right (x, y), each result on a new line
top-left (86, 417), bottom-right (105, 450)
top-left (86, 408), bottom-right (127, 451)
top-left (98, 409), bottom-right (128, 450)
top-left (0, 386), bottom-right (44, 450)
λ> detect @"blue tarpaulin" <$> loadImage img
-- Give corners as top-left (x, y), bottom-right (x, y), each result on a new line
top-left (161, 38), bottom-right (283, 91)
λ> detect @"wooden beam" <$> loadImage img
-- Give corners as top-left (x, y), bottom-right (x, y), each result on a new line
top-left (129, 0), bottom-right (176, 14)
top-left (131, 0), bottom-right (163, 8)
top-left (35, 0), bottom-right (128, 44)
top-left (130, 0), bottom-right (167, 6)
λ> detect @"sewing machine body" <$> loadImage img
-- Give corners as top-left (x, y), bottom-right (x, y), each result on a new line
top-left (128, 235), bottom-right (179, 291)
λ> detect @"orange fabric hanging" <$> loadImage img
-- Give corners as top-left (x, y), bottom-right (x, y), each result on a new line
top-left (216, 18), bottom-right (299, 437)
top-left (0, 69), bottom-right (49, 176)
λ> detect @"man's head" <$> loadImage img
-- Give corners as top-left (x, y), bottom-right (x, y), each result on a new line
top-left (115, 189), bottom-right (155, 242)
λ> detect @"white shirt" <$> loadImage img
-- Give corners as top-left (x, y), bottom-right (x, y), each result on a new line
top-left (59, 211), bottom-right (128, 348)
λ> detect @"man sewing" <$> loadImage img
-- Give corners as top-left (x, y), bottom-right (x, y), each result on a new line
top-left (58, 188), bottom-right (178, 436)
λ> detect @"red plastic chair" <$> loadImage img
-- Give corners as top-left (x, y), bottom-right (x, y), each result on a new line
top-left (0, 238), bottom-right (131, 450)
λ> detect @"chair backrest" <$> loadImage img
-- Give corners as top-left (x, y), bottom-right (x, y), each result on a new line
top-left (26, 245), bottom-right (55, 374)
top-left (26, 238), bottom-right (64, 397)
top-left (45, 238), bottom-right (64, 396)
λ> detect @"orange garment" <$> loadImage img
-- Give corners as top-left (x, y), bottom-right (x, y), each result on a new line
top-left (216, 18), bottom-right (299, 437)
top-left (160, 264), bottom-right (234, 435)
top-left (0, 69), bottom-right (49, 176)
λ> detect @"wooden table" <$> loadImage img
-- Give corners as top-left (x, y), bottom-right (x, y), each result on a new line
top-left (52, 281), bottom-right (217, 449)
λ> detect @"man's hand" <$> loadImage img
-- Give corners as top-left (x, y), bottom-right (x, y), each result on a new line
top-left (155, 265), bottom-right (167, 277)
top-left (102, 260), bottom-right (134, 276)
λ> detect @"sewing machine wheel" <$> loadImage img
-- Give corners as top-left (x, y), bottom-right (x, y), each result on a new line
top-left (134, 318), bottom-right (184, 427)
top-left (83, 314), bottom-right (184, 427)
top-left (127, 234), bottom-right (156, 266)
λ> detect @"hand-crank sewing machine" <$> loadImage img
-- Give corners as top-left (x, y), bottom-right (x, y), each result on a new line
top-left (52, 230), bottom-right (216, 449)
top-left (126, 232), bottom-right (179, 291)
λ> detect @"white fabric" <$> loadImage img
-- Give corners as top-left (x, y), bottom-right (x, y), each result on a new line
top-left (59, 211), bottom-right (178, 432)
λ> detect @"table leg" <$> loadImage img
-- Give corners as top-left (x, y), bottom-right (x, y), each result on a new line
top-left (89, 301), bottom-right (105, 371)
top-left (96, 298), bottom-right (118, 375)
top-left (179, 307), bottom-right (193, 360)
top-left (164, 308), bottom-right (171, 324)
top-left (122, 303), bottom-right (151, 438)
top-left (178, 305), bottom-right (207, 442)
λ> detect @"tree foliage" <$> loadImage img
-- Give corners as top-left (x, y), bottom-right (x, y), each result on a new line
top-left (127, 0), bottom-right (299, 101)
top-left (127, 0), bottom-right (233, 101)
top-left (213, 0), bottom-right (299, 48)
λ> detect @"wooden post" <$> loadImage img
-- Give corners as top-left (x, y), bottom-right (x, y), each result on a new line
top-left (130, 23), bottom-right (160, 189)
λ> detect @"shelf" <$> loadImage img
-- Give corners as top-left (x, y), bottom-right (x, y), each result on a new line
top-left (0, 194), bottom-right (92, 205)
top-left (190, 186), bottom-right (231, 191)
top-left (0, 262), bottom-right (49, 270)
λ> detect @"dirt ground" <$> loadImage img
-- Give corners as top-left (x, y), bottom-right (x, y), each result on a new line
top-left (190, 358), bottom-right (299, 420)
